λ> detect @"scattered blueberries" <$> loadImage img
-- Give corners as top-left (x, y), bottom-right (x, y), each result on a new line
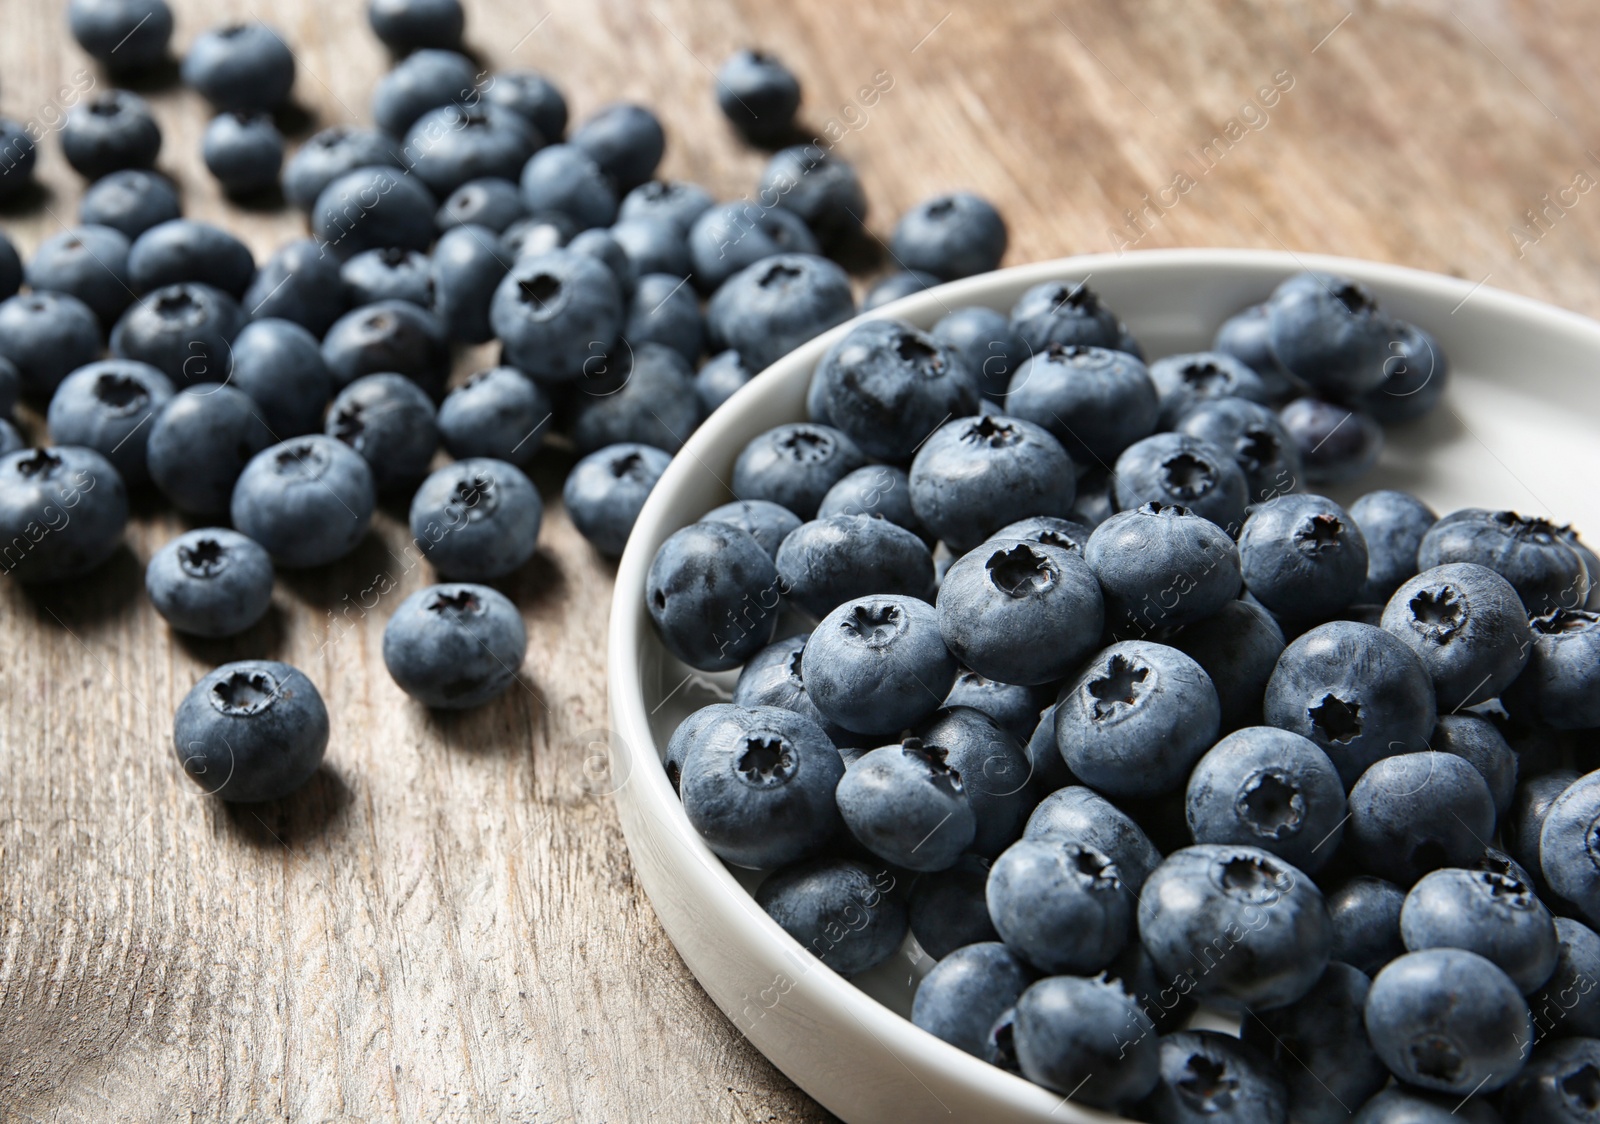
top-left (69, 0), bottom-right (174, 73)
top-left (326, 373), bottom-right (439, 493)
top-left (563, 443), bottom-right (670, 557)
top-left (890, 192), bottom-right (1008, 280)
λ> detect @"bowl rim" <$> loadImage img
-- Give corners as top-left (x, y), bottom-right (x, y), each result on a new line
top-left (605, 247), bottom-right (1600, 1122)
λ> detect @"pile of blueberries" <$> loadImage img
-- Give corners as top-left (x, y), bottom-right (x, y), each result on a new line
top-left (652, 266), bottom-right (1600, 1119)
top-left (0, 2), bottom-right (1000, 804)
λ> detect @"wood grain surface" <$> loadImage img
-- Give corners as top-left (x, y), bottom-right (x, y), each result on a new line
top-left (3, 1), bottom-right (1599, 1120)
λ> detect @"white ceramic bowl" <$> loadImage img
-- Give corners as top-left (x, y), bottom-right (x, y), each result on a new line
top-left (606, 248), bottom-right (1600, 1124)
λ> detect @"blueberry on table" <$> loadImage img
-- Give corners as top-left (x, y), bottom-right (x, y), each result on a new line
top-left (227, 318), bottom-right (333, 438)
top-left (836, 739), bottom-right (976, 871)
top-left (282, 126), bottom-right (402, 211)
top-left (1360, 320), bottom-right (1450, 425)
top-left (1242, 962), bottom-right (1389, 1124)
top-left (938, 537), bottom-right (1103, 686)
top-left (890, 193), bottom-right (1007, 281)
top-left (0, 291), bottom-right (103, 397)
top-left (491, 249), bottom-right (624, 384)
top-left (1267, 274), bottom-right (1394, 399)
top-left (731, 422), bottom-right (867, 521)
top-left (1054, 640), bottom-right (1220, 800)
top-left (1501, 1036), bottom-right (1600, 1123)
top-left (366, 0), bottom-right (465, 53)
top-left (1279, 396), bottom-right (1384, 484)
top-left (61, 90), bottom-right (162, 180)
top-left (145, 528), bottom-right (273, 638)
top-left (409, 458), bottom-right (542, 582)
top-left (483, 70), bottom-right (568, 143)
top-left (173, 660), bottom-right (327, 802)
top-left (46, 358), bottom-right (172, 485)
top-left (759, 146), bottom-right (866, 237)
top-left (1400, 866), bottom-right (1558, 994)
top-left (699, 498), bottom-right (801, 561)
top-left (26, 224), bottom-right (133, 328)
top-left (1263, 620), bottom-right (1437, 788)
top-left (619, 179), bottom-right (712, 234)
top-left (403, 104), bottom-right (541, 199)
top-left (775, 513), bottom-right (934, 620)
top-left (706, 254), bottom-right (856, 375)
top-left (1174, 395), bottom-right (1303, 503)
top-left (325, 373), bottom-right (438, 494)
top-left (570, 103), bottom-right (664, 193)
top-left (806, 319), bottom-right (980, 463)
top-left (1419, 507), bottom-right (1590, 616)
top-left (1009, 279), bottom-right (1125, 354)
top-left (0, 446), bottom-right (128, 582)
top-left (986, 837), bottom-right (1132, 973)
top-left (340, 247), bottom-right (433, 310)
top-left (1527, 917), bottom-right (1600, 1040)
top-left (1144, 1031), bottom-right (1288, 1124)
top-left (1168, 599), bottom-right (1286, 732)
top-left (1024, 785), bottom-right (1163, 893)
top-left (69, 0), bottom-right (174, 71)
top-left (1364, 947), bottom-right (1531, 1094)
top-left (1380, 562), bottom-right (1533, 710)
top-left (646, 521), bottom-right (779, 672)
top-left (562, 442), bottom-right (669, 558)
top-left (182, 22), bottom-right (296, 113)
top-left (1514, 609), bottom-right (1600, 729)
top-left (1345, 752), bottom-right (1495, 883)
top-left (687, 202), bottom-right (818, 292)
top-left (1211, 301), bottom-right (1303, 403)
top-left (909, 942), bottom-right (1030, 1058)
top-left (1113, 432), bottom-right (1250, 533)
top-left (312, 166), bottom-right (438, 258)
top-left (1138, 844), bottom-right (1331, 1011)
top-left (1348, 488), bottom-right (1437, 604)
top-left (80, 170), bottom-right (179, 243)
top-left (906, 856), bottom-right (999, 960)
top-left (517, 144), bottom-right (618, 232)
top-left (370, 48), bottom-right (476, 137)
top-left (320, 300), bottom-right (450, 397)
top-left (1239, 492), bottom-right (1369, 624)
top-left (231, 435), bottom-right (376, 568)
top-left (381, 584), bottom-right (526, 709)
top-left (801, 595), bottom-right (958, 737)
top-left (716, 51), bottom-right (802, 146)
top-left (202, 112), bottom-right (284, 196)
top-left (569, 343), bottom-right (700, 455)
top-left (1541, 772), bottom-right (1600, 930)
top-left (111, 282), bottom-right (243, 387)
top-left (0, 118), bottom-right (37, 201)
top-left (755, 856), bottom-right (905, 976)
top-left (437, 177), bottom-right (527, 235)
top-left (128, 219), bottom-right (256, 299)
top-left (242, 240), bottom-right (347, 337)
top-left (146, 384), bottom-right (274, 516)
top-left (1011, 975), bottom-right (1160, 1108)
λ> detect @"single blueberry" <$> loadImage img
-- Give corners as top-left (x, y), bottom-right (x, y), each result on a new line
top-left (988, 837), bottom-right (1132, 973)
top-left (907, 858), bottom-right (1002, 961)
top-left (146, 384), bottom-right (274, 515)
top-left (69, 0), bottom-right (174, 71)
top-left (802, 595), bottom-right (957, 736)
top-left (173, 661), bottom-right (327, 802)
top-left (1024, 785), bottom-right (1162, 892)
top-left (145, 528), bottom-right (273, 638)
top-left (1420, 508), bottom-right (1589, 616)
top-left (242, 239), bottom-right (347, 336)
top-left (312, 166), bottom-right (437, 258)
top-left (759, 146), bottom-right (866, 238)
top-left (943, 672), bottom-right (1045, 744)
top-left (1175, 395), bottom-right (1303, 503)
top-left (182, 22), bottom-right (296, 113)
top-left (1212, 302), bottom-right (1303, 402)
top-left (731, 422), bottom-right (867, 520)
top-left (756, 856), bottom-right (905, 976)
top-left (1149, 350), bottom-right (1271, 429)
top-left (1268, 275), bottom-right (1394, 398)
top-left (706, 254), bottom-right (855, 374)
top-left (1240, 493), bottom-right (1369, 624)
top-left (1114, 432), bottom-right (1250, 533)
top-left (1401, 866), bottom-right (1558, 993)
top-left (700, 499), bottom-right (801, 561)
top-left (26, 224), bottom-right (133, 328)
top-left (610, 217), bottom-right (692, 280)
top-left (0, 291), bottom-right (104, 397)
top-left (403, 103), bottom-right (541, 199)
top-left (111, 282), bottom-right (243, 387)
top-left (1360, 320), bottom-right (1450, 425)
top-left (891, 193), bottom-right (1007, 281)
top-left (1012, 975), bottom-right (1160, 1108)
top-left (1526, 917), bottom-right (1600, 1042)
top-left (202, 112), bottom-right (284, 196)
top-left (1326, 875), bottom-right (1408, 977)
top-left (0, 446), bottom-right (128, 582)
top-left (436, 366), bottom-right (551, 465)
top-left (687, 202), bottom-right (818, 292)
top-left (325, 373), bottom-right (437, 493)
top-left (321, 299), bottom-right (450, 397)
top-left (1010, 280), bottom-right (1124, 354)
top-left (1346, 752), bottom-right (1495, 883)
top-left (1433, 714), bottom-right (1518, 818)
top-left (569, 342), bottom-right (700, 454)
top-left (932, 305), bottom-right (1027, 403)
top-left (79, 169), bottom-right (181, 241)
top-left (370, 48), bottom-right (477, 137)
top-left (1169, 599), bottom-right (1286, 731)
top-left (818, 465), bottom-right (925, 540)
top-left (563, 443), bottom-right (670, 558)
top-left (517, 144), bottom-right (617, 231)
top-left (568, 228), bottom-right (636, 297)
top-left (646, 521), bottom-right (779, 671)
top-left (128, 219), bottom-right (255, 299)
top-left (230, 435), bottom-right (376, 568)
top-left (46, 359), bottom-right (172, 485)
top-left (282, 127), bottom-right (402, 211)
top-left (618, 179), bottom-right (714, 234)
top-left (909, 415), bottom-right (1076, 553)
top-left (913, 705), bottom-right (1034, 856)
top-left (716, 51), bottom-right (801, 145)
top-left (61, 90), bottom-right (162, 180)
top-left (1541, 772), bottom-right (1600, 930)
top-left (431, 223), bottom-right (511, 344)
top-left (341, 247), bottom-right (433, 309)
top-left (570, 103), bottom-right (664, 193)
top-left (1144, 1030), bottom-right (1289, 1124)
top-left (1349, 488), bottom-right (1437, 604)
top-left (226, 318), bottom-right (332, 438)
top-left (483, 70), bottom-right (568, 142)
top-left (909, 941), bottom-right (1029, 1057)
top-left (837, 738), bottom-right (977, 871)
top-left (1508, 769), bottom-right (1582, 900)
top-left (382, 583), bottom-right (527, 710)
top-left (1514, 609), bottom-right (1600, 730)
top-left (693, 349), bottom-right (752, 416)
top-left (1086, 502), bottom-right (1242, 635)
top-left (1279, 397), bottom-right (1384, 484)
top-left (491, 249), bottom-right (623, 384)
top-left (775, 513), bottom-right (935, 620)
top-left (367, 0), bottom-right (465, 53)
top-left (409, 457), bottom-right (542, 581)
top-left (1186, 726), bottom-right (1347, 872)
top-left (1381, 562), bottom-right (1534, 710)
top-left (624, 272), bottom-right (702, 364)
top-left (436, 177), bottom-right (526, 234)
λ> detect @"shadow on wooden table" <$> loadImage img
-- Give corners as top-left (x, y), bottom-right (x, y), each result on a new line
top-left (220, 763), bottom-right (353, 850)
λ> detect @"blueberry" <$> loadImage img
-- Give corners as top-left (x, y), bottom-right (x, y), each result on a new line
top-left (1086, 502), bottom-right (1242, 635)
top-left (1515, 609), bottom-right (1600, 729)
top-left (1009, 280), bottom-right (1125, 354)
top-left (46, 359), bottom-right (172, 485)
top-left (1509, 769), bottom-right (1582, 899)
top-left (663, 703), bottom-right (742, 794)
top-left (1240, 493), bottom-right (1369, 624)
top-left (404, 104), bottom-right (541, 199)
top-left (76, 171), bottom-right (178, 243)
top-left (987, 514), bottom-right (1092, 554)
top-left (943, 672), bottom-right (1044, 744)
top-left (146, 384), bottom-right (273, 515)
top-left (1542, 772), bottom-right (1600, 929)
top-left (483, 70), bottom-right (568, 141)
top-left (69, 0), bottom-right (174, 71)
top-left (282, 126), bottom-right (402, 210)
top-left (756, 856), bottom-right (905, 976)
top-left (321, 299), bottom-right (450, 397)
top-left (146, 528), bottom-right (273, 638)
top-left (367, 0), bottom-right (464, 53)
top-left (517, 144), bottom-right (618, 231)
top-left (0, 419), bottom-right (21, 457)
top-left (1264, 620), bottom-right (1437, 788)
top-left (1140, 845), bottom-right (1331, 1010)
top-left (410, 457), bottom-right (543, 580)
top-left (1360, 321), bottom-right (1449, 425)
top-left (325, 373), bottom-right (437, 493)
top-left (619, 179), bottom-right (714, 234)
top-left (610, 217), bottom-right (692, 280)
top-left (808, 320), bottom-right (980, 463)
top-left (1528, 918), bottom-right (1600, 1041)
top-left (128, 219), bottom-right (255, 299)
top-left (242, 239), bottom-right (347, 336)
top-left (1381, 562), bottom-right (1534, 710)
top-left (1175, 395), bottom-right (1303, 503)
top-left (437, 177), bottom-right (526, 234)
top-left (1326, 874), bottom-right (1407, 976)
top-left (1352, 1088), bottom-right (1504, 1123)
top-left (687, 202), bottom-right (819, 292)
top-left (732, 422), bottom-right (867, 520)
top-left (223, 318), bottom-right (331, 439)
top-left (436, 366), bottom-right (551, 465)
top-left (1072, 469), bottom-right (1117, 528)
top-left (61, 90), bottom-right (162, 180)
top-left (312, 166), bottom-right (437, 258)
top-left (341, 247), bottom-right (433, 309)
top-left (0, 292), bottom-right (103, 397)
top-left (913, 705), bottom-right (1034, 855)
top-left (762, 145), bottom-right (867, 236)
top-left (1401, 866), bottom-right (1557, 993)
top-left (774, 513), bottom-right (934, 620)
top-left (570, 103), bottom-right (664, 193)
top-left (1349, 488), bottom-right (1437, 604)
top-left (173, 661), bottom-right (327, 802)
top-left (907, 415), bottom-right (1075, 553)
top-left (0, 118), bottom-right (37, 200)
top-left (430, 224), bottom-right (510, 344)
top-left (1020, 702), bottom-right (1075, 793)
top-left (623, 272), bottom-right (701, 363)
top-left (0, 234), bottom-right (17, 304)
top-left (1212, 302), bottom-right (1303, 403)
top-left (716, 50), bottom-right (801, 145)
top-left (1168, 599), bottom-right (1285, 732)
top-left (693, 348), bottom-right (752, 415)
top-left (569, 342), bottom-right (699, 454)
top-left (492, 249), bottom-right (623, 384)
top-left (28, 226), bottom-right (133, 331)
top-left (891, 193), bottom-right (1006, 281)
top-left (1366, 947), bottom-right (1530, 1093)
top-left (1012, 975), bottom-right (1160, 1107)
top-left (1241, 962), bottom-right (1386, 1124)
top-left (111, 283), bottom-right (242, 392)
top-left (231, 435), bottom-right (376, 567)
top-left (1144, 1030), bottom-right (1288, 1124)
top-left (837, 738), bottom-right (976, 870)
top-left (647, 519), bottom-right (779, 668)
top-left (1347, 752), bottom-right (1495, 882)
top-left (730, 632), bottom-right (854, 745)
top-left (1502, 1036), bottom-right (1600, 1123)
top-left (863, 270), bottom-right (943, 312)
top-left (910, 940), bottom-right (1029, 1055)
top-left (817, 465), bottom-right (923, 539)
top-left (0, 447), bottom-right (128, 581)
top-left (201, 111), bottom-right (284, 196)
top-left (370, 48), bottom-right (476, 136)
top-left (1055, 640), bottom-right (1220, 799)
top-left (1149, 351), bottom-right (1270, 429)
top-left (700, 499), bottom-right (801, 561)
top-left (185, 22), bottom-right (297, 112)
top-left (1114, 433), bottom-right (1250, 533)
top-left (988, 836), bottom-right (1132, 972)
top-left (938, 538), bottom-right (1102, 685)
top-left (930, 306), bottom-right (1026, 403)
top-left (568, 228), bottom-right (635, 296)
top-left (907, 856), bottom-right (1000, 959)
top-left (1268, 275), bottom-right (1394, 398)
top-left (1420, 508), bottom-right (1589, 616)
top-left (1433, 714), bottom-right (1518, 818)
top-left (380, 584), bottom-right (526, 711)
top-left (500, 212), bottom-right (573, 260)
top-left (706, 254), bottom-right (854, 374)
top-left (802, 595), bottom-right (957, 736)
top-left (1186, 726), bottom-right (1346, 872)
top-left (1279, 397), bottom-right (1384, 484)
top-left (1024, 785), bottom-right (1162, 892)
top-left (562, 443), bottom-right (669, 557)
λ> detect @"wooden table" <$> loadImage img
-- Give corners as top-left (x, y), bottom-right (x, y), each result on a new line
top-left (3, 1), bottom-right (1597, 1119)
